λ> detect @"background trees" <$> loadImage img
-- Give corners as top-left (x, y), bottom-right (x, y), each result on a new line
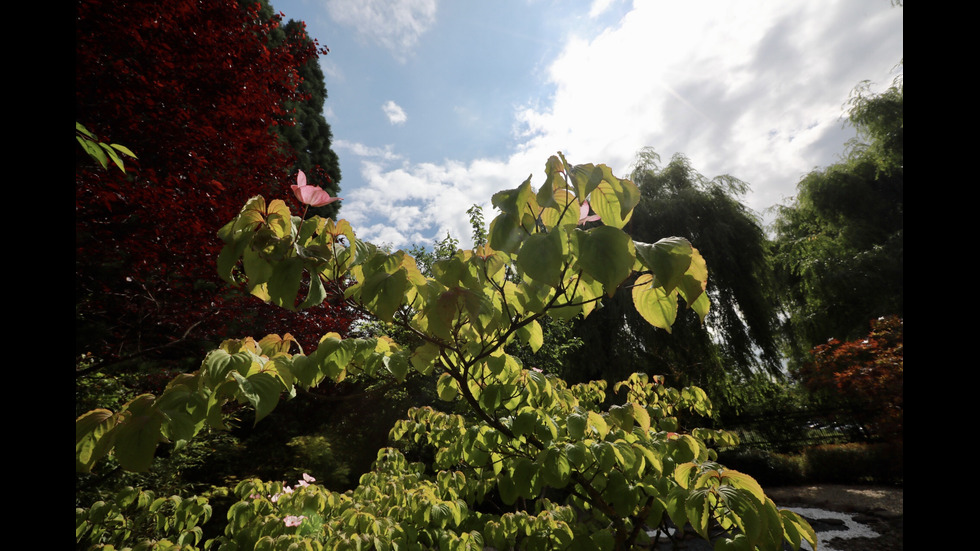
top-left (564, 150), bottom-right (782, 405)
top-left (771, 73), bottom-right (903, 362)
top-left (75, 0), bottom-right (350, 373)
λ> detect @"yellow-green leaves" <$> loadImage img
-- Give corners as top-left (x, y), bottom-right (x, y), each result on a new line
top-left (632, 237), bottom-right (710, 331)
top-left (76, 151), bottom-right (816, 551)
top-left (76, 121), bottom-right (137, 173)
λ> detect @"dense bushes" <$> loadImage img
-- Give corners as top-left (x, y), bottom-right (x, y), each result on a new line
top-left (719, 442), bottom-right (902, 487)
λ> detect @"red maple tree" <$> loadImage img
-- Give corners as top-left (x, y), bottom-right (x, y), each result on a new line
top-left (800, 316), bottom-right (903, 443)
top-left (76, 0), bottom-right (355, 371)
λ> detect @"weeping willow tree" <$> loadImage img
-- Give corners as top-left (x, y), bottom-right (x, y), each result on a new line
top-left (564, 149), bottom-right (783, 405)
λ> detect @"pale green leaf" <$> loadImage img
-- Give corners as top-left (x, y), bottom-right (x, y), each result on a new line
top-left (632, 273), bottom-right (678, 332)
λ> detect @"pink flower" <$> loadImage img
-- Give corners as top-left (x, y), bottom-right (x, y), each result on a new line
top-left (291, 170), bottom-right (341, 207)
top-left (297, 473), bottom-right (316, 487)
top-left (578, 201), bottom-right (601, 225)
top-left (283, 515), bottom-right (307, 527)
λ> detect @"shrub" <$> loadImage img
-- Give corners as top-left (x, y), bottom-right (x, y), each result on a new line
top-left (76, 155), bottom-right (817, 550)
top-left (804, 442), bottom-right (903, 485)
top-left (716, 449), bottom-right (807, 487)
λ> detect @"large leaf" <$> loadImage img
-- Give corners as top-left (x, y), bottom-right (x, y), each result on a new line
top-left (76, 409), bottom-right (119, 473)
top-left (111, 395), bottom-right (168, 472)
top-left (267, 257), bottom-right (305, 310)
top-left (634, 237), bottom-right (693, 295)
top-left (589, 180), bottom-right (633, 229)
top-left (231, 372), bottom-right (282, 426)
top-left (517, 229), bottom-right (565, 287)
top-left (632, 273), bottom-right (678, 332)
top-left (574, 226), bottom-right (634, 296)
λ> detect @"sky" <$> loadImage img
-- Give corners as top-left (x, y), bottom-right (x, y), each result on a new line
top-left (274, 0), bottom-right (903, 250)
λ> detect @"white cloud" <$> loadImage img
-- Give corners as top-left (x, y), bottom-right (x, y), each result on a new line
top-left (382, 100), bottom-right (408, 125)
top-left (508, 1), bottom-right (903, 219)
top-left (335, 139), bottom-right (403, 161)
top-left (588, 0), bottom-right (617, 18)
top-left (341, 1), bottom-right (902, 248)
top-left (326, 0), bottom-right (437, 60)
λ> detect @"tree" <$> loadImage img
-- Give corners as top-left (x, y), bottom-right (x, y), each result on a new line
top-left (771, 71), bottom-right (903, 360)
top-left (799, 316), bottom-right (903, 444)
top-left (272, 14), bottom-right (344, 221)
top-left (565, 150), bottom-right (782, 401)
top-left (75, 0), bottom-right (351, 371)
top-left (77, 154), bottom-right (815, 550)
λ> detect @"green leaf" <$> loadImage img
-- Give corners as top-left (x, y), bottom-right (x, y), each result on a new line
top-left (632, 273), bottom-right (678, 332)
top-left (230, 372), bottom-right (281, 426)
top-left (568, 164), bottom-right (604, 203)
top-left (411, 342), bottom-right (441, 375)
top-left (574, 226), bottom-right (635, 296)
top-left (539, 447), bottom-right (571, 488)
top-left (780, 509), bottom-right (817, 551)
top-left (566, 412), bottom-right (587, 439)
top-left (359, 266), bottom-right (410, 322)
top-left (437, 373), bottom-right (459, 401)
top-left (76, 409), bottom-right (118, 473)
top-left (109, 143), bottom-right (137, 159)
top-left (112, 395), bottom-right (168, 472)
top-left (156, 387), bottom-right (207, 446)
top-left (386, 350), bottom-right (410, 381)
top-left (497, 471), bottom-right (519, 505)
top-left (518, 230), bottom-right (565, 287)
top-left (515, 319), bottom-right (544, 353)
top-left (589, 179), bottom-right (634, 229)
top-left (634, 237), bottom-right (693, 295)
top-left (267, 257), bottom-right (305, 310)
top-left (297, 272), bottom-right (328, 310)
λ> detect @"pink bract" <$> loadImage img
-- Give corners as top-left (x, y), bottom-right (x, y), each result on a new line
top-left (291, 170), bottom-right (341, 207)
top-left (578, 201), bottom-right (601, 225)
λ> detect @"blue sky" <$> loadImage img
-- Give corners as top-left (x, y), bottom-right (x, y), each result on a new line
top-left (274, 0), bottom-right (903, 250)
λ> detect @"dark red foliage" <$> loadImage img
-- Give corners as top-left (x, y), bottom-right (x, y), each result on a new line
top-left (76, 0), bottom-right (354, 367)
top-left (800, 316), bottom-right (903, 443)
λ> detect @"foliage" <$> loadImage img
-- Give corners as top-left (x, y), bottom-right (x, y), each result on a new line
top-left (771, 71), bottom-right (903, 358)
top-left (76, 122), bottom-right (137, 173)
top-left (798, 316), bottom-right (903, 444)
top-left (77, 154), bottom-right (814, 550)
top-left (715, 449), bottom-right (807, 488)
top-left (565, 149), bottom-right (782, 399)
top-left (76, 485), bottom-right (213, 549)
top-left (75, 0), bottom-right (351, 372)
top-left (802, 442), bottom-right (902, 485)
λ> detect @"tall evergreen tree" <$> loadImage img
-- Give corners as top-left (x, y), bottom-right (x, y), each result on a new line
top-left (564, 150), bottom-right (782, 399)
top-left (277, 18), bottom-right (343, 220)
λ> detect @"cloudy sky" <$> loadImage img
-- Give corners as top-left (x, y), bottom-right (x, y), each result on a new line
top-left (275, 0), bottom-right (903, 250)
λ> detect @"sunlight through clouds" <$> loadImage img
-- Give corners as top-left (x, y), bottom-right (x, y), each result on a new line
top-left (299, 1), bottom-right (901, 251)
